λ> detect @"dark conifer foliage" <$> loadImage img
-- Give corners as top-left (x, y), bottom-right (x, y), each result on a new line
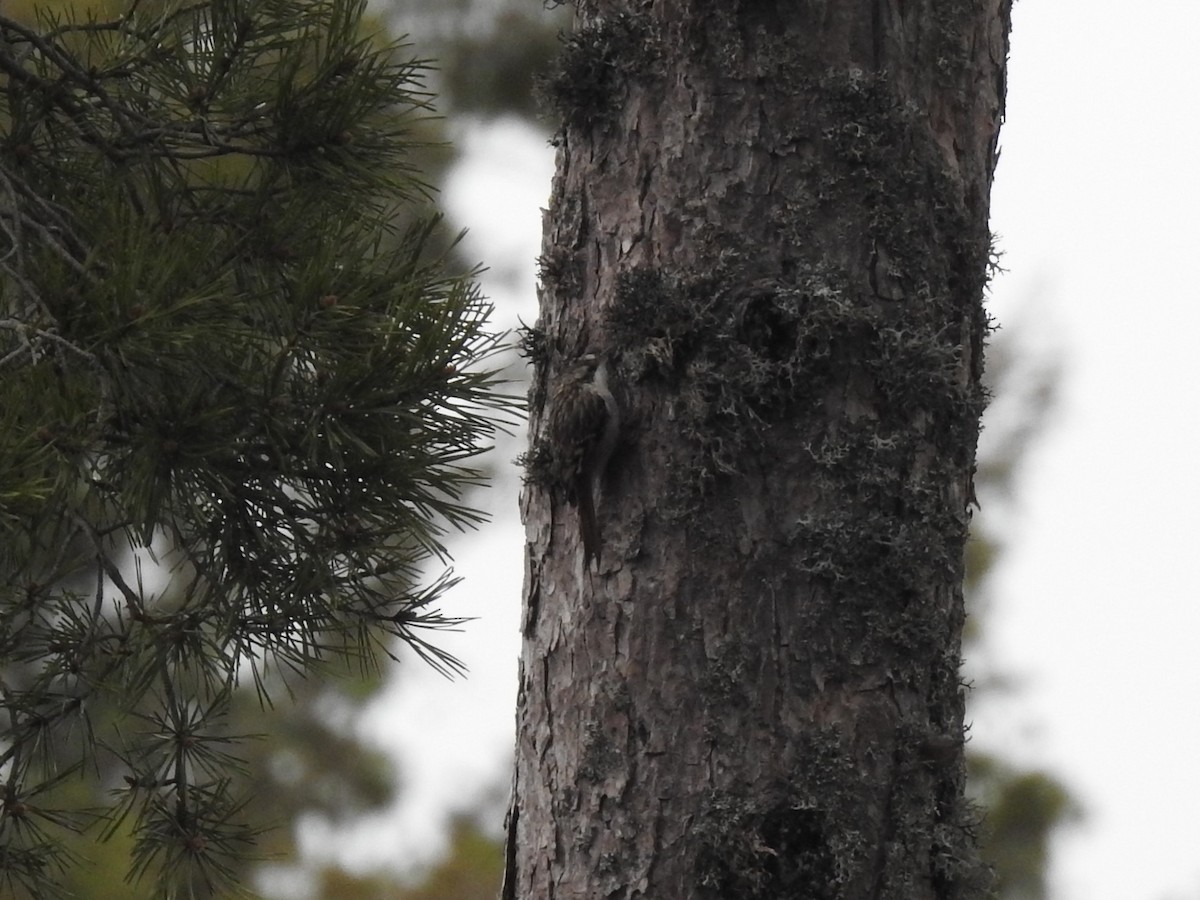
top-left (0, 0), bottom-right (516, 894)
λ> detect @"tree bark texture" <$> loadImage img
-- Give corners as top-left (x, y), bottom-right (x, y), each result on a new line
top-left (507, 1), bottom-right (1010, 898)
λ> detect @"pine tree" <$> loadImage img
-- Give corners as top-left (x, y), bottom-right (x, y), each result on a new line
top-left (0, 0), bottom-right (516, 895)
top-left (507, 2), bottom-right (1011, 896)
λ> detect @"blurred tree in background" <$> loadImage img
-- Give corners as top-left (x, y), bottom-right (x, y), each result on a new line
top-left (380, 1), bottom-right (568, 120)
top-left (965, 328), bottom-right (1080, 900)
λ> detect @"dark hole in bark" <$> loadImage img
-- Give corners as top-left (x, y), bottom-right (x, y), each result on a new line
top-left (697, 804), bottom-right (835, 900)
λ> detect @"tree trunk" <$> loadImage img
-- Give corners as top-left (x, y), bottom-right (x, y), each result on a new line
top-left (506, 1), bottom-right (1010, 897)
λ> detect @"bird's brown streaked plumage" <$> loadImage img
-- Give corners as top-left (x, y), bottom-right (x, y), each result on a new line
top-left (547, 354), bottom-right (619, 566)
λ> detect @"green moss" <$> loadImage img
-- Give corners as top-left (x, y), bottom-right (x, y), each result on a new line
top-left (604, 251), bottom-right (980, 513)
top-left (539, 13), bottom-right (660, 135)
top-left (536, 245), bottom-right (584, 306)
top-left (704, 804), bottom-right (836, 898)
top-left (577, 720), bottom-right (624, 783)
top-left (512, 317), bottom-right (558, 491)
top-left (929, 0), bottom-right (986, 89)
top-left (606, 265), bottom-right (850, 502)
top-left (693, 725), bottom-right (989, 899)
top-left (576, 681), bottom-right (631, 782)
top-left (516, 440), bottom-right (556, 492)
top-left (811, 67), bottom-right (993, 349)
top-left (516, 319), bottom-right (550, 370)
top-left (693, 731), bottom-right (867, 899)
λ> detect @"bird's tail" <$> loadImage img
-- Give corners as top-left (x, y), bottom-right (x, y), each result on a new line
top-left (578, 481), bottom-right (600, 568)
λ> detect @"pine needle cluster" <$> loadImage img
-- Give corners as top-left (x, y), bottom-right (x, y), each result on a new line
top-left (0, 0), bottom-right (517, 894)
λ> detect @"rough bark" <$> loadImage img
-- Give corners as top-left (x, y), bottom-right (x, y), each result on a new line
top-left (507, 1), bottom-right (1010, 898)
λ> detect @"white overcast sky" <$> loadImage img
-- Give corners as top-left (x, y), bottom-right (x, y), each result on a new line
top-left (314, 2), bottom-right (1200, 899)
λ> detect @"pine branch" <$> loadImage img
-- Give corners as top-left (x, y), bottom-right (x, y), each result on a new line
top-left (0, 0), bottom-right (519, 892)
